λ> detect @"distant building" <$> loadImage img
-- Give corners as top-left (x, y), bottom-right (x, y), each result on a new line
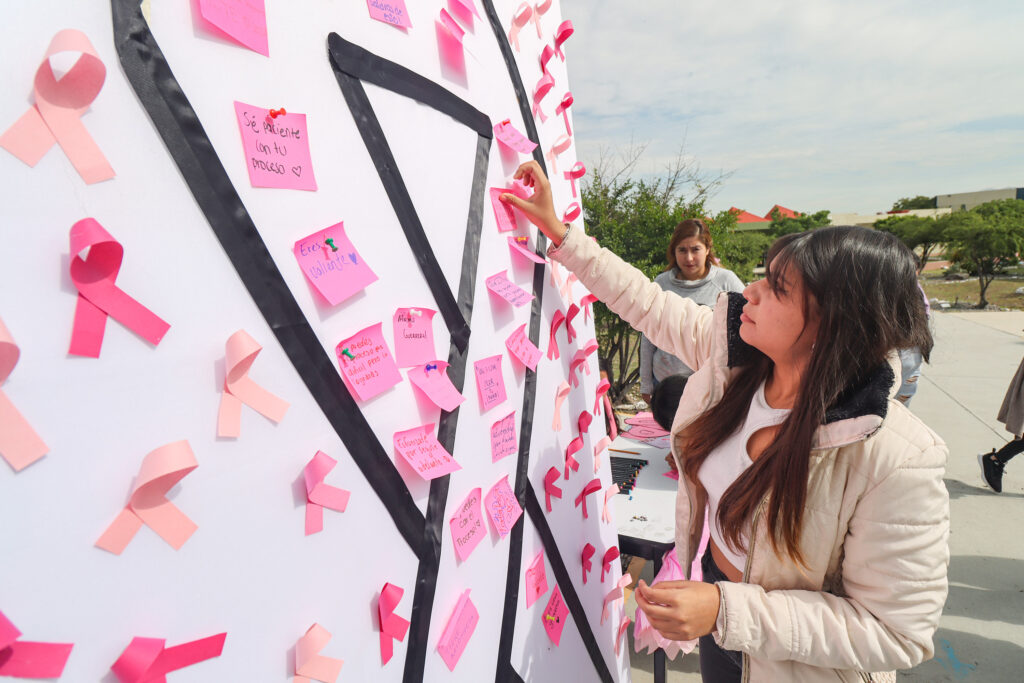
top-left (830, 208), bottom-right (951, 228)
top-left (728, 204), bottom-right (801, 231)
top-left (935, 188), bottom-right (1024, 211)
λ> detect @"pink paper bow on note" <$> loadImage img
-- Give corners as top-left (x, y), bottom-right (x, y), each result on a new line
top-left (594, 378), bottom-right (610, 415)
top-left (601, 574), bottom-right (631, 625)
top-left (554, 19), bottom-right (574, 59)
top-left (564, 161), bottom-right (586, 198)
top-left (532, 72), bottom-right (555, 122)
top-left (580, 293), bottom-right (599, 323)
top-left (0, 30), bottom-right (114, 184)
top-left (555, 92), bottom-right (574, 136)
top-left (68, 218), bottom-right (170, 358)
top-left (379, 583), bottom-right (410, 666)
top-left (218, 329), bottom-right (289, 438)
top-left (545, 134), bottom-right (571, 174)
top-left (543, 466), bottom-right (562, 512)
top-left (564, 303), bottom-right (580, 342)
top-left (574, 477), bottom-right (601, 519)
top-left (565, 410), bottom-right (592, 479)
top-left (532, 0), bottom-right (552, 36)
top-left (601, 483), bottom-right (618, 523)
top-left (0, 318), bottom-right (48, 472)
top-left (617, 614), bottom-right (632, 655)
top-left (581, 542), bottom-right (595, 584)
top-left (547, 309), bottom-right (566, 360)
top-left (294, 623), bottom-right (343, 683)
top-left (303, 451), bottom-right (350, 536)
top-left (95, 440), bottom-right (199, 555)
top-left (562, 202), bottom-right (581, 223)
top-left (602, 546), bottom-right (620, 582)
top-left (110, 632), bottom-right (226, 683)
top-left (594, 435), bottom-right (612, 473)
top-left (552, 380), bottom-right (571, 431)
top-left (508, 3), bottom-right (533, 51)
top-left (0, 611), bottom-right (73, 679)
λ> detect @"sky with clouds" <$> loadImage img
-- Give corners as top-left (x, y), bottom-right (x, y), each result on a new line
top-left (562, 0), bottom-right (1024, 216)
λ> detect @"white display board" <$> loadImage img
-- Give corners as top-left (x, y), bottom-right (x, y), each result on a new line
top-left (0, 1), bottom-right (629, 681)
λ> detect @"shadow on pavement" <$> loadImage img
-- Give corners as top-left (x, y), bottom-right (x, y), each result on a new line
top-left (944, 478), bottom-right (1024, 500)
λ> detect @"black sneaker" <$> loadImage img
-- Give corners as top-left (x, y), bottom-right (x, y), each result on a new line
top-left (978, 451), bottom-right (1005, 493)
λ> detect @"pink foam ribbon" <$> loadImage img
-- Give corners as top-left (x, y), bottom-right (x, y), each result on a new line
top-left (532, 0), bottom-right (553, 37)
top-left (565, 410), bottom-right (592, 479)
top-left (217, 329), bottom-right (289, 438)
top-left (0, 317), bottom-right (48, 472)
top-left (564, 161), bottom-right (586, 198)
top-left (508, 3), bottom-right (533, 51)
top-left (68, 218), bottom-right (170, 358)
top-left (564, 303), bottom-right (580, 343)
top-left (110, 632), bottom-right (226, 683)
top-left (574, 477), bottom-right (601, 519)
top-left (562, 202), bottom-right (581, 222)
top-left (543, 466), bottom-right (562, 512)
top-left (553, 19), bottom-right (574, 59)
top-left (580, 293), bottom-right (599, 323)
top-left (560, 272), bottom-right (579, 302)
top-left (0, 611), bottom-right (73, 679)
top-left (294, 623), bottom-right (343, 683)
top-left (552, 380), bottom-right (571, 431)
top-left (547, 309), bottom-right (566, 360)
top-left (601, 574), bottom-right (631, 625)
top-left (379, 583), bottom-right (410, 666)
top-left (95, 440), bottom-right (199, 555)
top-left (438, 8), bottom-right (465, 43)
top-left (555, 91), bottom-right (574, 136)
top-left (0, 30), bottom-right (114, 184)
top-left (532, 72), bottom-right (555, 122)
top-left (581, 542), bottom-right (595, 584)
top-left (602, 546), bottom-right (620, 582)
top-left (605, 394), bottom-right (618, 438)
top-left (303, 451), bottom-right (350, 536)
top-left (616, 614), bottom-right (631, 656)
top-left (601, 483), bottom-right (618, 522)
top-left (594, 378), bottom-right (610, 415)
top-left (594, 434), bottom-right (612, 473)
top-left (545, 133), bottom-right (572, 173)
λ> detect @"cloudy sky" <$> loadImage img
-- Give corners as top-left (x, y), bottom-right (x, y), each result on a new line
top-left (562, 0), bottom-right (1023, 216)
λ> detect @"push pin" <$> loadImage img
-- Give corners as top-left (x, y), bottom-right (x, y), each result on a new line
top-left (424, 363), bottom-right (438, 373)
top-left (325, 238), bottom-right (338, 252)
top-left (501, 118), bottom-right (511, 127)
top-left (269, 108), bottom-right (287, 118)
top-left (409, 308), bottom-right (422, 317)
top-left (514, 236), bottom-right (529, 245)
top-left (340, 347), bottom-right (355, 361)
top-left (544, 614), bottom-right (557, 622)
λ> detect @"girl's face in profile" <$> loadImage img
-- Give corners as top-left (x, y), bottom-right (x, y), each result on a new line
top-left (675, 237), bottom-right (709, 280)
top-left (739, 261), bottom-right (819, 365)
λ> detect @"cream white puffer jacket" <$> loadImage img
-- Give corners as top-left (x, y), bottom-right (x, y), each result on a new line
top-left (550, 228), bottom-right (949, 682)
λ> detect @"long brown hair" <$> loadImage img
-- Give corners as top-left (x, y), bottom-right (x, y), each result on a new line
top-left (665, 219), bottom-right (714, 276)
top-left (680, 226), bottom-right (932, 565)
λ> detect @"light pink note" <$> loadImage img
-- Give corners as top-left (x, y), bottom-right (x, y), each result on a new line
top-left (508, 236), bottom-right (547, 264)
top-left (198, 0), bottom-right (269, 56)
top-left (524, 550), bottom-right (548, 608)
top-left (542, 585), bottom-right (569, 645)
top-left (493, 120), bottom-right (538, 154)
top-left (293, 222), bottom-right (377, 305)
top-left (486, 270), bottom-right (534, 307)
top-left (484, 475), bottom-right (522, 538)
top-left (436, 590), bottom-right (478, 672)
top-left (393, 307), bottom-right (437, 367)
top-left (505, 323), bottom-right (541, 371)
top-left (474, 354), bottom-right (507, 412)
top-left (449, 488), bottom-right (485, 562)
top-left (335, 323), bottom-right (402, 402)
top-left (393, 423), bottom-right (461, 480)
top-left (490, 411), bottom-right (517, 462)
top-left (367, 0), bottom-right (412, 28)
top-left (490, 188), bottom-right (519, 233)
top-left (408, 361), bottom-right (466, 412)
top-left (234, 101), bottom-right (317, 190)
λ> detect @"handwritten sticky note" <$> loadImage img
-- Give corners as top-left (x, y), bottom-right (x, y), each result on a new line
top-left (474, 355), bottom-right (507, 412)
top-left (484, 475), bottom-right (522, 538)
top-left (486, 270), bottom-right (534, 308)
top-left (234, 101), bottom-right (316, 190)
top-left (508, 236), bottom-right (547, 264)
top-left (493, 120), bottom-right (538, 154)
top-left (525, 550), bottom-right (548, 608)
top-left (490, 188), bottom-right (519, 233)
top-left (393, 307), bottom-right (437, 367)
top-left (436, 590), bottom-right (478, 672)
top-left (293, 222), bottom-right (377, 305)
top-left (449, 488), bottom-right (485, 562)
top-left (490, 411), bottom-right (517, 462)
top-left (335, 323), bottom-right (402, 402)
top-left (408, 361), bottom-right (466, 412)
top-left (542, 585), bottom-right (569, 646)
top-left (505, 323), bottom-right (541, 371)
top-left (367, 0), bottom-right (411, 28)
top-left (198, 0), bottom-right (268, 56)
top-left (393, 423), bottom-right (461, 480)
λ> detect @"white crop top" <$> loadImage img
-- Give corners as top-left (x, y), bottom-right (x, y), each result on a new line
top-left (697, 381), bottom-right (791, 573)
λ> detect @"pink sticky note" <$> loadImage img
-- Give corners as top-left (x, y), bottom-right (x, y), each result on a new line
top-left (486, 270), bottom-right (534, 307)
top-left (393, 423), bottom-right (462, 480)
top-left (508, 236), bottom-right (547, 264)
top-left (233, 101), bottom-right (317, 190)
top-left (493, 121), bottom-right (538, 154)
top-left (490, 411), bottom-right (517, 462)
top-left (542, 585), bottom-right (569, 645)
top-left (367, 0), bottom-right (412, 28)
top-left (490, 188), bottom-right (519, 233)
top-left (484, 475), bottom-right (522, 538)
top-left (449, 488), bottom-right (485, 562)
top-left (408, 361), bottom-right (466, 412)
top-left (393, 307), bottom-right (437, 367)
top-left (293, 222), bottom-right (377, 306)
top-left (505, 323), bottom-right (541, 371)
top-left (451, 0), bottom-right (480, 19)
top-left (198, 0), bottom-right (269, 56)
top-left (335, 323), bottom-right (402, 402)
top-left (436, 590), bottom-right (478, 672)
top-left (474, 354), bottom-right (507, 412)
top-left (525, 550), bottom-right (549, 608)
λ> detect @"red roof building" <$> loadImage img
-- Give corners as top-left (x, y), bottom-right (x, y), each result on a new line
top-left (764, 204), bottom-right (799, 220)
top-left (729, 207), bottom-right (770, 224)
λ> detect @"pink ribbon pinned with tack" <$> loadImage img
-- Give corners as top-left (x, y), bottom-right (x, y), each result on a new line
top-left (564, 303), bottom-right (580, 343)
top-left (0, 29), bottom-right (114, 184)
top-left (564, 161), bottom-right (586, 198)
top-left (532, 72), bottom-right (555, 122)
top-left (68, 218), bottom-right (170, 358)
top-left (602, 574), bottom-right (631, 625)
top-left (602, 483), bottom-right (619, 523)
top-left (565, 410), bottom-right (592, 479)
top-left (553, 19), bottom-right (574, 60)
top-left (581, 542), bottom-right (596, 584)
top-left (580, 293), bottom-right (599, 322)
top-left (0, 611), bottom-right (73, 679)
top-left (295, 623), bottom-right (343, 683)
top-left (594, 434), bottom-right (612, 473)
top-left (110, 632), bottom-right (226, 683)
top-left (303, 451), bottom-right (351, 536)
top-left (379, 583), bottom-right (410, 666)
top-left (547, 309), bottom-right (566, 360)
top-left (602, 546), bottom-right (620, 582)
top-left (546, 134), bottom-right (572, 174)
top-left (594, 377), bottom-right (610, 415)
top-left (0, 317), bottom-right (48, 472)
top-left (508, 3), bottom-right (533, 51)
top-left (532, 0), bottom-right (553, 37)
top-left (543, 466), bottom-right (562, 512)
top-left (218, 329), bottom-right (290, 438)
top-left (575, 477), bottom-right (602, 519)
top-left (95, 440), bottom-right (199, 555)
top-left (555, 92), bottom-right (574, 136)
top-left (552, 380), bottom-right (571, 431)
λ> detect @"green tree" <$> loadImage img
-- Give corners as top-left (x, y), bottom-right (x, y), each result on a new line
top-left (891, 195), bottom-right (935, 211)
top-left (767, 208), bottom-right (831, 237)
top-left (714, 229), bottom-right (772, 282)
top-left (944, 199), bottom-right (1024, 307)
top-left (873, 214), bottom-right (946, 272)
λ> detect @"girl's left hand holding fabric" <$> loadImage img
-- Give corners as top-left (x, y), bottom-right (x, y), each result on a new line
top-left (634, 578), bottom-right (721, 641)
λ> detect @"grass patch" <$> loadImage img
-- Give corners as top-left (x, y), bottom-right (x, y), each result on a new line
top-left (920, 273), bottom-right (1024, 310)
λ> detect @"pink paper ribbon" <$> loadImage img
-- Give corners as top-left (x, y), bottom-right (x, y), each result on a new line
top-left (95, 440), bottom-right (199, 555)
top-left (0, 611), bottom-right (73, 679)
top-left (602, 546), bottom-right (620, 582)
top-left (303, 451), bottom-right (350, 536)
top-left (562, 202), bottom-right (581, 223)
top-left (560, 272), bottom-right (579, 302)
top-left (553, 19), bottom-right (574, 59)
top-left (508, 3), bottom-right (533, 51)
top-left (568, 339), bottom-right (599, 387)
top-left (601, 574), bottom-right (631, 625)
top-left (601, 483), bottom-right (618, 523)
top-left (549, 260), bottom-right (564, 289)
top-left (438, 8), bottom-right (465, 44)
top-left (616, 614), bottom-right (632, 656)
top-left (547, 309), bottom-right (566, 360)
top-left (555, 91), bottom-right (574, 136)
top-left (564, 161), bottom-right (586, 198)
top-left (543, 466), bottom-right (562, 512)
top-left (594, 434), bottom-right (611, 473)
top-left (0, 317), bottom-right (48, 472)
top-left (594, 378), bottom-right (610, 415)
top-left (110, 632), bottom-right (226, 683)
top-left (532, 0), bottom-right (553, 37)
top-left (0, 30), bottom-right (114, 184)
top-left (565, 410), bottom-right (592, 479)
top-left (217, 329), bottom-right (289, 438)
top-left (580, 293), bottom-right (599, 322)
top-left (552, 380), bottom-right (571, 431)
top-left (581, 542), bottom-right (595, 584)
top-left (605, 394), bottom-right (618, 439)
top-left (545, 134), bottom-right (572, 173)
top-left (575, 477), bottom-right (601, 519)
top-left (68, 218), bottom-right (170, 358)
top-left (295, 623), bottom-right (343, 683)
top-left (564, 303), bottom-right (580, 343)
top-left (379, 583), bottom-right (410, 666)
top-left (540, 44), bottom-right (556, 74)
top-left (532, 72), bottom-right (555, 122)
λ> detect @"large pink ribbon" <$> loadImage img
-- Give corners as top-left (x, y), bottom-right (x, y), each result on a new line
top-left (303, 451), bottom-right (351, 536)
top-left (580, 293), bottom-right (599, 323)
top-left (0, 611), bottom-right (73, 679)
top-left (552, 380), bottom-right (571, 431)
top-left (217, 329), bottom-right (289, 438)
top-left (547, 309), bottom-right (566, 360)
top-left (594, 434), bottom-right (612, 473)
top-left (564, 303), bottom-right (580, 343)
top-left (532, 72), bottom-right (555, 122)
top-left (546, 134), bottom-right (572, 174)
top-left (594, 377), bottom-right (610, 415)
top-left (110, 632), bottom-right (226, 683)
top-left (95, 440), bottom-right (199, 555)
top-left (532, 0), bottom-right (553, 37)
top-left (565, 410), bottom-right (592, 479)
top-left (602, 574), bottom-right (631, 625)
top-left (601, 482), bottom-right (618, 522)
top-left (553, 19), bottom-right (574, 60)
top-left (379, 583), bottom-right (410, 665)
top-left (68, 218), bottom-right (170, 358)
top-left (295, 623), bottom-right (344, 683)
top-left (562, 202), bottom-right (581, 223)
top-left (581, 542), bottom-right (595, 584)
top-left (555, 92), bottom-right (574, 136)
top-left (508, 3), bottom-right (533, 52)
top-left (0, 30), bottom-right (114, 184)
top-left (543, 466), bottom-right (562, 511)
top-left (0, 318), bottom-right (48, 472)
top-left (564, 161), bottom-right (586, 198)
top-left (602, 546), bottom-right (620, 582)
top-left (574, 477), bottom-right (602, 519)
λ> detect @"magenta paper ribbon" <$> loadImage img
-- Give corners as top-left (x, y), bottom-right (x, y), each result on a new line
top-left (545, 133), bottom-right (572, 173)
top-left (602, 546), bottom-right (620, 582)
top-left (565, 410), bottom-right (592, 479)
top-left (0, 610), bottom-right (73, 679)
top-left (438, 8), bottom-right (465, 44)
top-left (379, 583), bottom-right (410, 665)
top-left (605, 394), bottom-right (618, 439)
top-left (552, 380), bottom-right (571, 431)
top-left (554, 19), bottom-right (574, 59)
top-left (508, 3), bottom-right (533, 51)
top-left (547, 309), bottom-right (566, 360)
top-left (540, 44), bottom-right (555, 74)
top-left (0, 317), bottom-right (48, 472)
top-left (564, 303), bottom-right (580, 343)
top-left (602, 574), bottom-right (631, 625)
top-left (68, 218), bottom-right (170, 358)
top-left (0, 30), bottom-right (114, 184)
top-left (574, 477), bottom-right (601, 519)
top-left (532, 0), bottom-right (552, 36)
top-left (543, 466), bottom-right (562, 512)
top-left (303, 451), bottom-right (350, 536)
top-left (601, 483), bottom-right (618, 522)
top-left (532, 72), bottom-right (555, 122)
top-left (555, 92), bottom-right (574, 136)
top-left (562, 202), bottom-right (581, 223)
top-left (110, 633), bottom-right (226, 683)
top-left (564, 161), bottom-right (586, 198)
top-left (594, 377), bottom-right (610, 415)
top-left (594, 435), bottom-right (612, 473)
top-left (580, 293), bottom-right (598, 323)
top-left (581, 542), bottom-right (595, 584)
